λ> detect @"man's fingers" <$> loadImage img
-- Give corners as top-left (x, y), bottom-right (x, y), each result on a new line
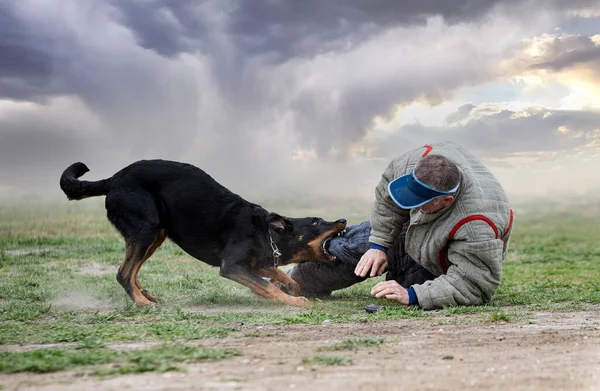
top-left (373, 287), bottom-right (395, 298)
top-left (354, 256), bottom-right (365, 275)
top-left (371, 281), bottom-right (401, 296)
top-left (355, 260), bottom-right (365, 277)
top-left (372, 283), bottom-right (393, 296)
top-left (371, 280), bottom-right (409, 305)
top-left (375, 260), bottom-right (387, 276)
top-left (371, 280), bottom-right (392, 292)
top-left (355, 257), bottom-right (373, 277)
top-left (356, 249), bottom-right (388, 278)
top-left (369, 258), bottom-right (386, 277)
top-left (370, 283), bottom-right (383, 296)
top-left (369, 261), bottom-right (379, 277)
top-left (355, 253), bottom-right (370, 276)
top-left (369, 259), bottom-right (379, 277)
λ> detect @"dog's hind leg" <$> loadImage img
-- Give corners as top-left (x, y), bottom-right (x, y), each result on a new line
top-left (117, 241), bottom-right (155, 307)
top-left (132, 228), bottom-right (167, 303)
top-left (220, 263), bottom-right (311, 307)
top-left (256, 267), bottom-right (303, 296)
top-left (107, 192), bottom-right (161, 307)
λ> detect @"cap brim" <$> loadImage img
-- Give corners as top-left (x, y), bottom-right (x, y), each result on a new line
top-left (388, 174), bottom-right (442, 209)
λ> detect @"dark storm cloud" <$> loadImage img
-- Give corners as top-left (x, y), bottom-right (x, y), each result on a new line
top-left (528, 35), bottom-right (600, 71)
top-left (0, 2), bottom-right (70, 101)
top-left (111, 0), bottom-right (512, 61)
top-left (0, 7), bottom-right (50, 78)
top-left (110, 0), bottom-right (600, 61)
top-left (110, 0), bottom-right (210, 57)
top-left (0, 0), bottom-right (202, 159)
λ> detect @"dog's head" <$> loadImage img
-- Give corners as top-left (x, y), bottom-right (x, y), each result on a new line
top-left (266, 213), bottom-right (347, 265)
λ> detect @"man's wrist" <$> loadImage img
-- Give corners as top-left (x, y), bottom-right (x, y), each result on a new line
top-left (406, 287), bottom-right (419, 306)
top-left (369, 243), bottom-right (388, 254)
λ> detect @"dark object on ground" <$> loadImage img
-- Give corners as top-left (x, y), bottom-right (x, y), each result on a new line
top-left (365, 304), bottom-right (386, 313)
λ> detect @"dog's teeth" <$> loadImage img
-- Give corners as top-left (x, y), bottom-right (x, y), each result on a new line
top-left (322, 238), bottom-right (331, 251)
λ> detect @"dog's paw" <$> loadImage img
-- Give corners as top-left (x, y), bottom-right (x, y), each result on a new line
top-left (134, 298), bottom-right (155, 308)
top-left (287, 282), bottom-right (304, 297)
top-left (273, 281), bottom-right (303, 297)
top-left (293, 296), bottom-right (312, 307)
top-left (272, 281), bottom-right (291, 294)
top-left (141, 289), bottom-right (164, 304)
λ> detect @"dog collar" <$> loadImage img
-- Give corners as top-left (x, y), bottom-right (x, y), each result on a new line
top-left (268, 228), bottom-right (282, 266)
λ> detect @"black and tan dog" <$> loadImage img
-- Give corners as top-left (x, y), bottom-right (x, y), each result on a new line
top-left (59, 159), bottom-right (346, 307)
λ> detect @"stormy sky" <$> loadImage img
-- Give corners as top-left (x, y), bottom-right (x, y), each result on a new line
top-left (1, 0), bottom-right (600, 205)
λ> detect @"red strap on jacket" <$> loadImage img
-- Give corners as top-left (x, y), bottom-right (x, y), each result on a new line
top-left (438, 210), bottom-right (513, 273)
top-left (501, 209), bottom-right (514, 240)
top-left (422, 145), bottom-right (433, 157)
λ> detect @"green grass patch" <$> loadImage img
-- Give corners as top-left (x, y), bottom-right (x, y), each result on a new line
top-left (0, 320), bottom-right (236, 345)
top-left (491, 213), bottom-right (600, 306)
top-left (301, 355), bottom-right (353, 366)
top-left (319, 337), bottom-right (384, 351)
top-left (487, 311), bottom-right (512, 322)
top-left (0, 348), bottom-right (117, 373)
top-left (0, 344), bottom-right (241, 374)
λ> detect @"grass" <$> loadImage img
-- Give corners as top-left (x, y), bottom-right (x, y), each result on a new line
top-left (487, 311), bottom-right (512, 323)
top-left (0, 320), bottom-right (236, 345)
top-left (0, 344), bottom-right (242, 374)
top-left (0, 198), bottom-right (599, 375)
top-left (319, 337), bottom-right (385, 351)
top-left (301, 355), bottom-right (353, 366)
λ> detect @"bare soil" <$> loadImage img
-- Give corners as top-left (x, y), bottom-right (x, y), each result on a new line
top-left (2, 310), bottom-right (599, 391)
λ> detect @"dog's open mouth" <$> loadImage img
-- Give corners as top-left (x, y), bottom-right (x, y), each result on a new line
top-left (321, 228), bottom-right (346, 261)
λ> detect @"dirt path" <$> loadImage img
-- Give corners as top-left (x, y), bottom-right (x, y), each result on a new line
top-left (2, 310), bottom-right (599, 391)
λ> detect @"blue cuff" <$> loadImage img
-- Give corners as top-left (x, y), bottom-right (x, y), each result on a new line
top-left (407, 287), bottom-right (419, 306)
top-left (369, 243), bottom-right (388, 254)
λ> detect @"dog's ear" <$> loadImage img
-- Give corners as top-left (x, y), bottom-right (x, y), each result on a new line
top-left (267, 213), bottom-right (287, 232)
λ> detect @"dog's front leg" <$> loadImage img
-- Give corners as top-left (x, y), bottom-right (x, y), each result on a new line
top-left (219, 264), bottom-right (311, 307)
top-left (256, 267), bottom-right (303, 296)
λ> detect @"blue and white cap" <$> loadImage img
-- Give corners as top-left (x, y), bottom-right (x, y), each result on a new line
top-left (388, 170), bottom-right (459, 209)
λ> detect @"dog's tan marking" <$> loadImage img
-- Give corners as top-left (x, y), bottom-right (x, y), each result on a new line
top-left (307, 228), bottom-right (339, 256)
top-left (286, 249), bottom-right (312, 264)
top-left (117, 243), bottom-right (153, 307)
top-left (257, 267), bottom-right (302, 296)
top-left (222, 270), bottom-right (310, 306)
top-left (132, 229), bottom-right (167, 303)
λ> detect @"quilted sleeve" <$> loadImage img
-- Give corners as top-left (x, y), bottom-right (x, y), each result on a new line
top-left (411, 221), bottom-right (504, 309)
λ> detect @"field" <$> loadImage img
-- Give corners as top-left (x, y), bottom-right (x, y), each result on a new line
top-left (0, 198), bottom-right (599, 390)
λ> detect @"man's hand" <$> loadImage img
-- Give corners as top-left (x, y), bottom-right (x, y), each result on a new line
top-left (371, 280), bottom-right (409, 305)
top-left (355, 248), bottom-right (388, 277)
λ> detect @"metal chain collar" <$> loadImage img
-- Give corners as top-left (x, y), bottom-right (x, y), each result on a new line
top-left (268, 228), bottom-right (282, 266)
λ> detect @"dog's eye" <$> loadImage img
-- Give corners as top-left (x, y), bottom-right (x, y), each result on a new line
top-left (312, 221), bottom-right (319, 225)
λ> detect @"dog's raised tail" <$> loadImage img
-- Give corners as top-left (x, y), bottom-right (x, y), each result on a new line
top-left (59, 162), bottom-right (110, 200)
